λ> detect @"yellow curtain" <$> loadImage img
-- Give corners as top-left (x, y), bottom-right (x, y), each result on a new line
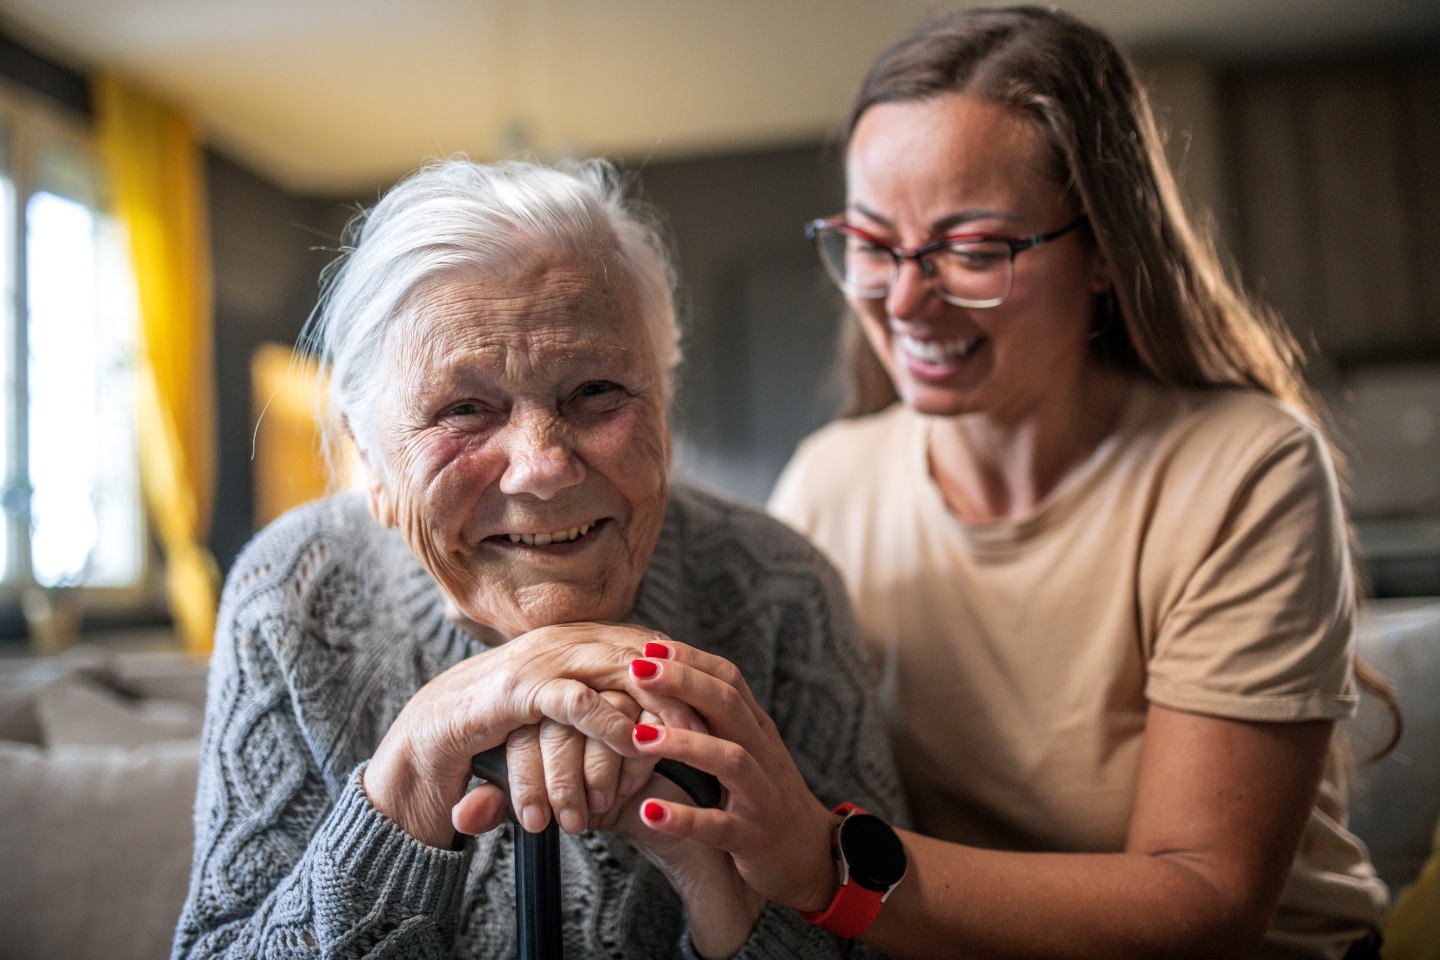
top-left (95, 73), bottom-right (219, 653)
top-left (1385, 814), bottom-right (1440, 959)
top-left (252, 343), bottom-right (338, 528)
top-left (251, 342), bottom-right (364, 528)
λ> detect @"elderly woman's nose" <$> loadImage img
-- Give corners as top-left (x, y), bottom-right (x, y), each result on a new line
top-left (497, 415), bottom-right (585, 499)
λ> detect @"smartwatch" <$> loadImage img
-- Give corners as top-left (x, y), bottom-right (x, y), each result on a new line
top-left (799, 803), bottom-right (908, 938)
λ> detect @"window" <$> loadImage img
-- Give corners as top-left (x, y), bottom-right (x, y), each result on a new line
top-left (0, 83), bottom-right (145, 603)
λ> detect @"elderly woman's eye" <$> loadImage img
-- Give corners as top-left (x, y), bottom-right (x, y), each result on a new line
top-left (445, 402), bottom-right (482, 417)
top-left (566, 381), bottom-right (628, 416)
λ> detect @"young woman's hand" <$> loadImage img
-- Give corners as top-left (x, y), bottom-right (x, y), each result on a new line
top-left (620, 640), bottom-right (844, 915)
top-left (600, 768), bottom-right (767, 960)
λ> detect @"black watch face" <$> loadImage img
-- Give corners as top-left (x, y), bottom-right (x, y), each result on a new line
top-left (839, 813), bottom-right (908, 891)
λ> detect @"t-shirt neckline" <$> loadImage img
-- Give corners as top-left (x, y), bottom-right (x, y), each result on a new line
top-left (910, 381), bottom-right (1155, 553)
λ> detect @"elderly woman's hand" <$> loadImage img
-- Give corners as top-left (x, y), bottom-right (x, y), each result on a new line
top-left (363, 622), bottom-right (702, 848)
top-left (453, 692), bottom-right (678, 837)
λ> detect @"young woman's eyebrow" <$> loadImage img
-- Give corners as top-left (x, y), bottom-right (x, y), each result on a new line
top-left (848, 201), bottom-right (1017, 235)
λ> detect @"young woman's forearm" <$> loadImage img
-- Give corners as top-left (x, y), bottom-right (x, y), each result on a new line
top-left (865, 836), bottom-right (1267, 960)
top-left (860, 711), bottom-right (1331, 960)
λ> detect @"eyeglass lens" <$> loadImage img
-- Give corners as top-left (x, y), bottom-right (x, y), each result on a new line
top-left (815, 228), bottom-right (1014, 308)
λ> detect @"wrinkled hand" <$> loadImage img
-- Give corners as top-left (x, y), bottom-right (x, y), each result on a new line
top-left (363, 622), bottom-right (701, 848)
top-left (621, 640), bottom-right (843, 914)
top-left (455, 692), bottom-right (676, 836)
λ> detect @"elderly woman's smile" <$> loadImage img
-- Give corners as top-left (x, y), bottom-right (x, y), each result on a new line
top-left (366, 254), bottom-right (671, 639)
top-left (496, 522), bottom-right (596, 545)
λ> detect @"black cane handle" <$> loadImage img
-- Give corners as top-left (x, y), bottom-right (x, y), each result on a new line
top-left (468, 745), bottom-right (510, 791)
top-left (653, 758), bottom-right (723, 809)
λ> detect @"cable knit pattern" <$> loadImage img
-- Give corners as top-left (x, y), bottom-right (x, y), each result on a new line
top-left (173, 484), bottom-right (905, 960)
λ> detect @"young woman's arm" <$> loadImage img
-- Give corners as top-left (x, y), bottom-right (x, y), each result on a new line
top-left (629, 646), bottom-right (1332, 960)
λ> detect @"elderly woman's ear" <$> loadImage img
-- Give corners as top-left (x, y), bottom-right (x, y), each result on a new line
top-left (343, 415), bottom-right (395, 529)
top-left (364, 467), bottom-right (395, 529)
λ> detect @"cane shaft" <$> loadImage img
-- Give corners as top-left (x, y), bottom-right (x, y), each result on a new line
top-left (515, 820), bottom-right (564, 960)
top-left (472, 744), bottom-right (720, 960)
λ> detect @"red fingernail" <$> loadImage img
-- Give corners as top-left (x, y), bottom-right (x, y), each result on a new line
top-left (630, 658), bottom-right (659, 679)
top-left (643, 641), bottom-right (671, 659)
top-left (633, 723), bottom-right (661, 743)
top-left (642, 800), bottom-right (666, 823)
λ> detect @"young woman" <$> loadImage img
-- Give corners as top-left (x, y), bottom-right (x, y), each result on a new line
top-left (626, 8), bottom-right (1393, 958)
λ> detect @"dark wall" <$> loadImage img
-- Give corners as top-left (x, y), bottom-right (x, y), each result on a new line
top-left (1223, 55), bottom-right (1440, 367)
top-left (206, 152), bottom-right (356, 572)
top-left (0, 31), bottom-right (88, 116)
top-left (637, 144), bottom-right (847, 503)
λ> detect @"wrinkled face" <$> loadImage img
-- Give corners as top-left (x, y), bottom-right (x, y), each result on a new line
top-left (366, 254), bottom-right (671, 638)
top-left (845, 93), bottom-right (1111, 421)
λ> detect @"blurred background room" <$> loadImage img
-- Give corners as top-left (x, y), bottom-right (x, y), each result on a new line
top-left (0, 1), bottom-right (1436, 958)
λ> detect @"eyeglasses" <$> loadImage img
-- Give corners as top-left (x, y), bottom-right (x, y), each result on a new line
top-left (805, 214), bottom-right (1088, 308)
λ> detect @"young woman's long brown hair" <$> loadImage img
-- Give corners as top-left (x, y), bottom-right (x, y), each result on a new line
top-left (837, 5), bottom-right (1400, 756)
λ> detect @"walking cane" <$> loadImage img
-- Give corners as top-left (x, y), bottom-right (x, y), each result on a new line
top-left (472, 746), bottom-right (722, 960)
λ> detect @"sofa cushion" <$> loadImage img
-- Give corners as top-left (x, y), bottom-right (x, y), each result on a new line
top-left (0, 646), bottom-right (207, 745)
top-left (1383, 812), bottom-right (1440, 960)
top-left (1347, 598), bottom-right (1440, 896)
top-left (0, 738), bottom-right (199, 960)
top-left (0, 647), bottom-right (109, 743)
top-left (36, 675), bottom-right (203, 748)
top-left (0, 646), bottom-right (207, 960)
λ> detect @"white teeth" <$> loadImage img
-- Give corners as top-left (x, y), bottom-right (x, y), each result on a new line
top-left (507, 523), bottom-right (595, 545)
top-left (893, 330), bottom-right (982, 364)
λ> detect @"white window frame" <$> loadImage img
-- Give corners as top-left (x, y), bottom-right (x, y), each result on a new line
top-left (0, 77), bottom-right (158, 623)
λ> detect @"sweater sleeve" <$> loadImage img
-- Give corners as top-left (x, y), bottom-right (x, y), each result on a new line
top-left (171, 610), bottom-right (471, 960)
top-left (722, 524), bottom-right (908, 960)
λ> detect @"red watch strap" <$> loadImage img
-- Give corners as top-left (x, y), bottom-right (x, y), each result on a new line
top-left (799, 803), bottom-right (887, 938)
top-left (798, 880), bottom-right (885, 938)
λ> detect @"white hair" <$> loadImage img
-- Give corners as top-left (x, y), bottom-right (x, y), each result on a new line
top-left (301, 156), bottom-right (680, 476)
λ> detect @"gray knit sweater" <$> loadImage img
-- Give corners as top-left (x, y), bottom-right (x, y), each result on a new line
top-left (172, 484), bottom-right (905, 960)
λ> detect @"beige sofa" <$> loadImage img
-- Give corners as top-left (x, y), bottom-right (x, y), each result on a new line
top-left (2, 599), bottom-right (1437, 960)
top-left (0, 645), bottom-right (207, 960)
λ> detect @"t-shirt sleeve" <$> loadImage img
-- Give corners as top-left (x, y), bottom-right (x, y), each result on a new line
top-left (1144, 421), bottom-right (1359, 722)
top-left (768, 436), bottom-right (824, 536)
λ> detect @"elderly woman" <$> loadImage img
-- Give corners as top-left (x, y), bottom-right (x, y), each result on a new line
top-left (171, 159), bottom-right (903, 960)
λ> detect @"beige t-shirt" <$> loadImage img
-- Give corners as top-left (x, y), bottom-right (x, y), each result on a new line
top-left (769, 381), bottom-right (1387, 959)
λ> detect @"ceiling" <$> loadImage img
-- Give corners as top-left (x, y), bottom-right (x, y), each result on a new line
top-left (0, 0), bottom-right (1436, 196)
